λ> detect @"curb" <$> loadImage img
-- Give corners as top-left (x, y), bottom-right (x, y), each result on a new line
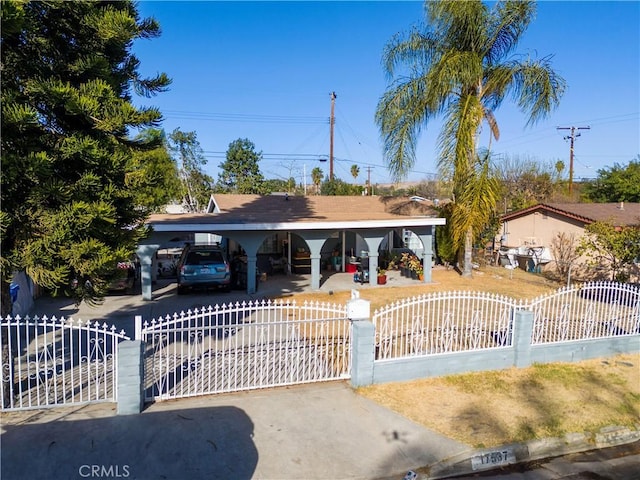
top-left (417, 424), bottom-right (640, 479)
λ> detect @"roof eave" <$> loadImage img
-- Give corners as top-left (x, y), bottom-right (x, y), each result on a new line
top-left (149, 218), bottom-right (446, 232)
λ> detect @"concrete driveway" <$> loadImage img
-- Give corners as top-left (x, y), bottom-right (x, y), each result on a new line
top-left (1, 381), bottom-right (469, 480)
top-left (27, 270), bottom-right (418, 338)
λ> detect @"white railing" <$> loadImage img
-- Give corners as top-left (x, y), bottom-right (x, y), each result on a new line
top-left (372, 282), bottom-right (640, 360)
top-left (1, 315), bottom-right (130, 411)
top-left (138, 299), bottom-right (350, 401)
top-left (372, 291), bottom-right (520, 360)
top-left (529, 281), bottom-right (640, 344)
top-left (3, 282), bottom-right (636, 409)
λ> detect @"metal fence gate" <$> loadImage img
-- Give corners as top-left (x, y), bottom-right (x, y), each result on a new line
top-left (1, 315), bottom-right (130, 411)
top-left (137, 299), bottom-right (351, 401)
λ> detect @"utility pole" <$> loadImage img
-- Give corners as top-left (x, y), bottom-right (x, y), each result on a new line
top-left (303, 164), bottom-right (307, 196)
top-left (557, 125), bottom-right (590, 195)
top-left (366, 166), bottom-right (373, 195)
top-left (329, 91), bottom-right (336, 181)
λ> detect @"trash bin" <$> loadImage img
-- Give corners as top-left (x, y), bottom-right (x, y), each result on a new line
top-left (9, 283), bottom-right (19, 303)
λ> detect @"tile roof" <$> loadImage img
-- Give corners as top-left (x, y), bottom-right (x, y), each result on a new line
top-left (502, 202), bottom-right (640, 227)
top-left (148, 194), bottom-right (441, 226)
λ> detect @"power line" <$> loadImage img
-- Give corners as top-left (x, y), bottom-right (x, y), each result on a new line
top-left (161, 109), bottom-right (328, 125)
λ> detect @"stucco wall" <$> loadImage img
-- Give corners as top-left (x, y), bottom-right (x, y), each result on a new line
top-left (497, 211), bottom-right (599, 278)
top-left (500, 210), bottom-right (585, 250)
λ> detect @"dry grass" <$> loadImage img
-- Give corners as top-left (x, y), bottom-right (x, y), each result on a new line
top-left (280, 265), bottom-right (640, 448)
top-left (276, 265), bottom-right (563, 311)
top-left (357, 353), bottom-right (640, 448)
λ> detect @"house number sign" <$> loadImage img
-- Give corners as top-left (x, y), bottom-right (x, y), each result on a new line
top-left (470, 448), bottom-right (516, 471)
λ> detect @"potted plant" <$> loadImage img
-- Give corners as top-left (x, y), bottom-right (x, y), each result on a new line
top-left (377, 267), bottom-right (387, 285)
top-left (400, 252), bottom-right (411, 277)
top-left (415, 264), bottom-right (424, 281)
top-left (407, 255), bottom-right (421, 279)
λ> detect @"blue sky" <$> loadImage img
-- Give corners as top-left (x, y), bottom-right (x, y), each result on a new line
top-left (133, 1), bottom-right (640, 186)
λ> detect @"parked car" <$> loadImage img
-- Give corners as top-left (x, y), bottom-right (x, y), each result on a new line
top-left (176, 245), bottom-right (231, 294)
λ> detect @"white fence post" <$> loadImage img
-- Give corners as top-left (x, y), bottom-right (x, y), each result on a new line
top-left (134, 315), bottom-right (142, 340)
top-left (513, 310), bottom-right (534, 368)
top-left (348, 294), bottom-right (374, 387)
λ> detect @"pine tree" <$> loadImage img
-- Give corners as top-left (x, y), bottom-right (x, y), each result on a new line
top-left (1, 1), bottom-right (171, 306)
top-left (217, 138), bottom-right (268, 194)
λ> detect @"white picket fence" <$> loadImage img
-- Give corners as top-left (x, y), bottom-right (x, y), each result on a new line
top-left (373, 291), bottom-right (517, 359)
top-left (2, 281), bottom-right (637, 411)
top-left (372, 281), bottom-right (640, 360)
top-left (529, 282), bottom-right (640, 343)
top-left (0, 315), bottom-right (130, 410)
top-left (137, 299), bottom-right (351, 401)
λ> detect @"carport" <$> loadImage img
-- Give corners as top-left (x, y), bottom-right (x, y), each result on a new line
top-left (137, 194), bottom-right (445, 300)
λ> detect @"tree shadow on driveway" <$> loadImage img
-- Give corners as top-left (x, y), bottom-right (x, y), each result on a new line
top-left (1, 405), bottom-right (257, 480)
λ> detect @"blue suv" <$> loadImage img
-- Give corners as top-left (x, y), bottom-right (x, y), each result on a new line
top-left (176, 245), bottom-right (231, 294)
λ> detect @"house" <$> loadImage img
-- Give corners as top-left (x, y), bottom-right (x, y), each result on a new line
top-left (138, 194), bottom-right (445, 300)
top-left (497, 202), bottom-right (640, 277)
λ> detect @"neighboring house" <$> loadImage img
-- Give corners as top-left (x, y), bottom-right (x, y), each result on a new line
top-left (497, 202), bottom-right (640, 279)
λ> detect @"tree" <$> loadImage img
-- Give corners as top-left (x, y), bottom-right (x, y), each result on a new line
top-left (495, 154), bottom-right (561, 211)
top-left (350, 165), bottom-right (360, 184)
top-left (311, 167), bottom-right (323, 194)
top-left (1, 1), bottom-right (171, 307)
top-left (321, 177), bottom-right (362, 196)
top-left (577, 221), bottom-right (640, 282)
top-left (216, 138), bottom-right (268, 194)
top-left (127, 128), bottom-right (181, 211)
top-left (582, 159), bottom-right (640, 203)
top-left (286, 176), bottom-right (297, 193)
top-left (434, 203), bottom-right (457, 267)
top-left (549, 232), bottom-right (579, 284)
top-left (263, 178), bottom-right (289, 193)
top-left (376, 0), bottom-right (565, 277)
top-left (168, 128), bottom-right (214, 211)
top-left (450, 150), bottom-right (501, 270)
top-left (411, 178), bottom-right (451, 200)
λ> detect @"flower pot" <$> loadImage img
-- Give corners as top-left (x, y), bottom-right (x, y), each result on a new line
top-left (377, 275), bottom-right (387, 285)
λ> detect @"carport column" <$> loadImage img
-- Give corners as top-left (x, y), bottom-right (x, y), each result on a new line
top-left (417, 227), bottom-right (434, 283)
top-left (137, 244), bottom-right (160, 301)
top-left (246, 255), bottom-right (257, 294)
top-left (348, 295), bottom-right (374, 387)
top-left (367, 253), bottom-right (379, 281)
top-left (117, 340), bottom-right (144, 415)
top-left (513, 310), bottom-right (534, 368)
top-left (310, 253), bottom-right (321, 290)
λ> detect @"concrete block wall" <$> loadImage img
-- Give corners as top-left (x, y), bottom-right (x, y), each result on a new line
top-left (115, 300), bottom-right (638, 410)
top-left (350, 308), bottom-right (640, 388)
top-left (117, 340), bottom-right (144, 415)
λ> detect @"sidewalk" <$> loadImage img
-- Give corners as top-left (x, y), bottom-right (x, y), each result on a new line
top-left (3, 380), bottom-right (639, 480)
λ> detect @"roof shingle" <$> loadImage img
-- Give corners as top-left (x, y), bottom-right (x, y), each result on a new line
top-left (502, 202), bottom-right (640, 227)
top-left (149, 194), bottom-right (440, 225)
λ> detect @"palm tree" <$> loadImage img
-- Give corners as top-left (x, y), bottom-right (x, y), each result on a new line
top-left (376, 0), bottom-right (565, 276)
top-left (350, 165), bottom-right (360, 185)
top-left (311, 167), bottom-right (323, 195)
